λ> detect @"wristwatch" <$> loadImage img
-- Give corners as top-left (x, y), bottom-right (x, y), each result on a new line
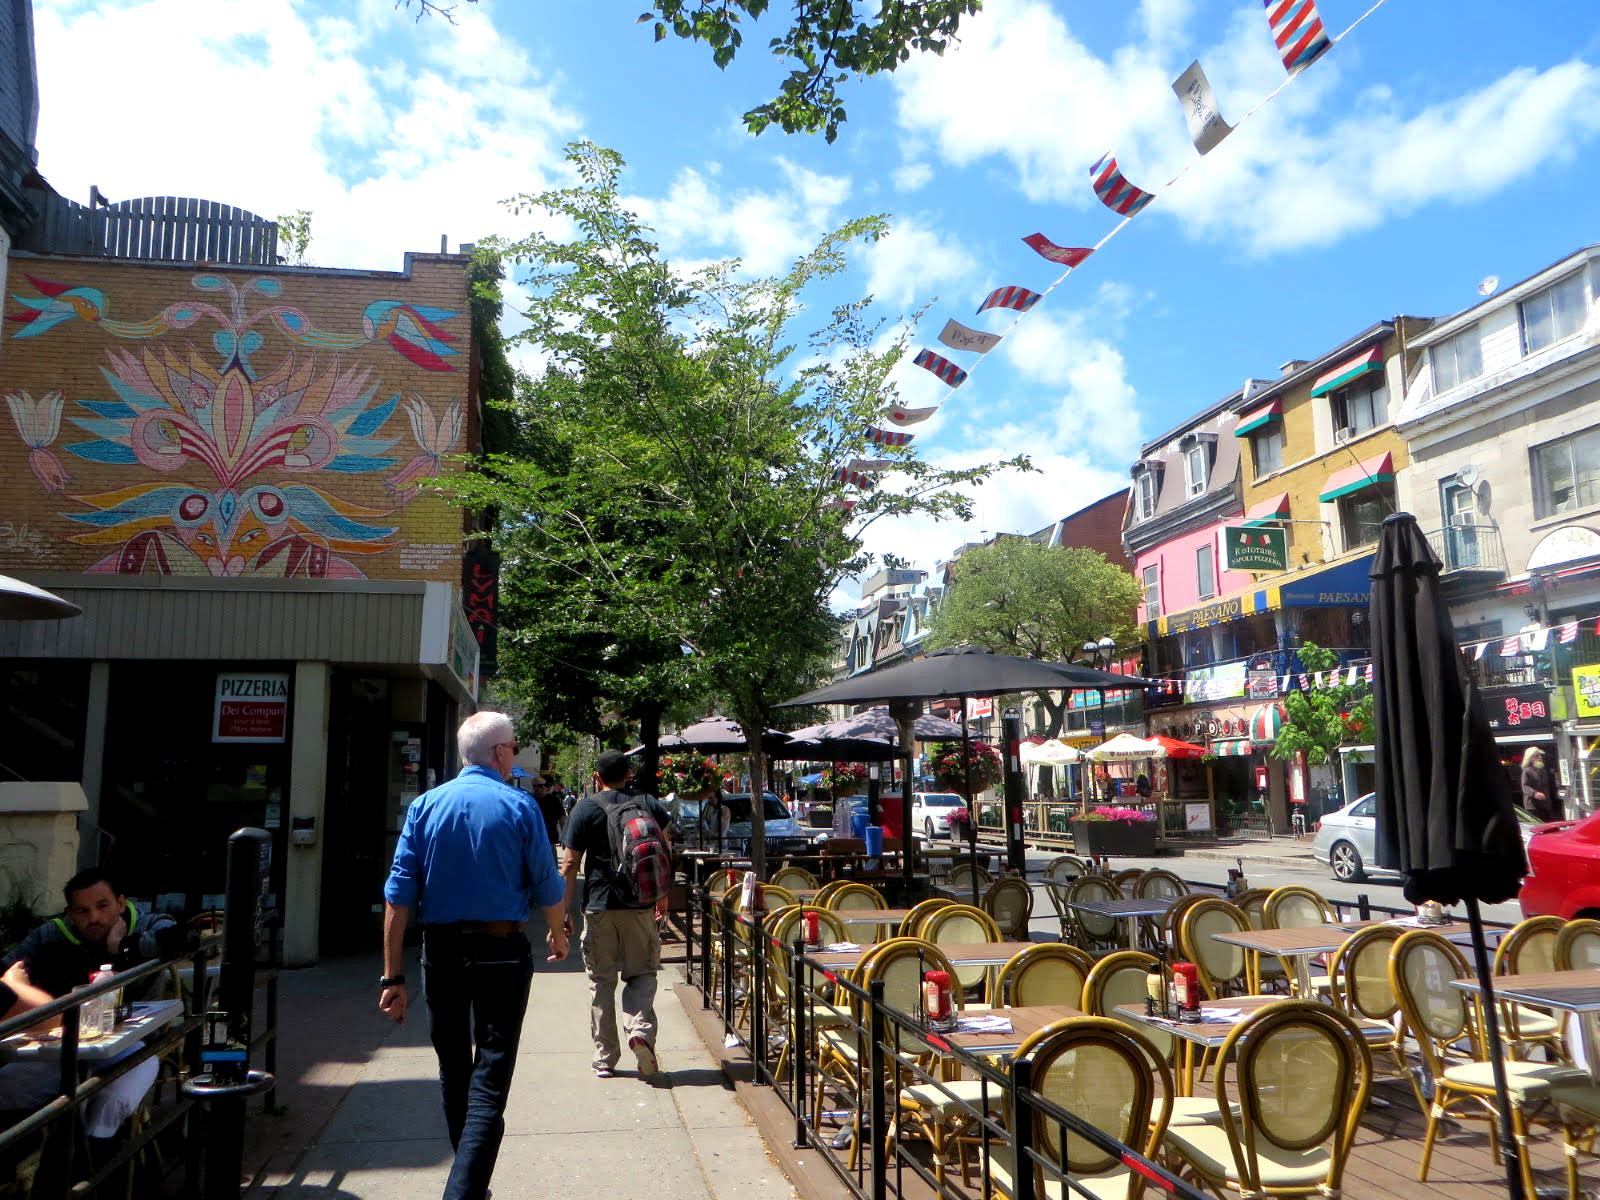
top-left (379, 974), bottom-right (406, 989)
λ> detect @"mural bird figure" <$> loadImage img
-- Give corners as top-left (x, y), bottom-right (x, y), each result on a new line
top-left (8, 275), bottom-right (168, 338)
top-left (361, 302), bottom-right (460, 372)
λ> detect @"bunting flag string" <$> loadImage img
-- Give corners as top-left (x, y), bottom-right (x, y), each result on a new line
top-left (846, 458), bottom-right (897, 473)
top-left (1088, 154), bottom-right (1157, 216)
top-left (833, 468), bottom-right (875, 489)
top-left (911, 348), bottom-right (969, 387)
top-left (1500, 635), bottom-right (1522, 658)
top-left (1561, 621), bottom-right (1579, 644)
top-left (885, 404), bottom-right (938, 426)
top-left (938, 319), bottom-right (1004, 353)
top-left (1022, 234), bottom-right (1093, 267)
top-left (977, 286), bottom-right (1042, 315)
top-left (1173, 60), bottom-right (1233, 154)
top-left (1266, 0), bottom-right (1334, 73)
top-left (866, 426), bottom-right (914, 447)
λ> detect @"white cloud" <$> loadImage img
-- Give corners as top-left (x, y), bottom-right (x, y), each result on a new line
top-left (892, 161), bottom-right (934, 192)
top-left (863, 218), bottom-right (982, 310)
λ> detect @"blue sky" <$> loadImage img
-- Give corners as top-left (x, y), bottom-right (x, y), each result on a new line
top-left (31, 0), bottom-right (1600, 590)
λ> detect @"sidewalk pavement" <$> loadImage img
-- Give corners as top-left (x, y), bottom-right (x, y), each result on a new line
top-left (1176, 836), bottom-right (1317, 868)
top-left (239, 929), bottom-right (794, 1200)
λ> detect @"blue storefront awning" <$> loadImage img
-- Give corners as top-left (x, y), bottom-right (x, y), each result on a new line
top-left (1270, 552), bottom-right (1376, 609)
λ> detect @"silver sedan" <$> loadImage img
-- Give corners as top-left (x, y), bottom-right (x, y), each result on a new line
top-left (1311, 791), bottom-right (1543, 882)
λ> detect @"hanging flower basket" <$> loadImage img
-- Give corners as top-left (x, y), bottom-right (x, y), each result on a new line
top-left (657, 752), bottom-right (721, 798)
top-left (927, 740), bottom-right (1003, 794)
top-left (819, 763), bottom-right (869, 792)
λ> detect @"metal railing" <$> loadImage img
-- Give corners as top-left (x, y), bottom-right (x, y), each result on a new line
top-left (1423, 523), bottom-right (1508, 576)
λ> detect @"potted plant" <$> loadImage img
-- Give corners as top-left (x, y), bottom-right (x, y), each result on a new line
top-left (819, 763), bottom-right (868, 793)
top-left (1070, 805), bottom-right (1158, 856)
top-left (926, 740), bottom-right (1003, 795)
top-left (657, 752), bottom-right (722, 801)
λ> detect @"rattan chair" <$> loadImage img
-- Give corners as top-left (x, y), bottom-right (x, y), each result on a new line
top-left (898, 896), bottom-right (955, 938)
top-left (921, 903), bottom-right (1004, 997)
top-left (703, 867), bottom-right (743, 897)
top-left (824, 881), bottom-right (890, 942)
top-left (1389, 929), bottom-right (1588, 1196)
top-left (947, 860), bottom-right (995, 893)
top-left (1232, 887), bottom-right (1287, 992)
top-left (995, 942), bottom-right (1095, 1008)
top-left (1042, 855), bottom-right (1089, 938)
top-left (1493, 915), bottom-right (1567, 1060)
top-left (769, 864), bottom-right (819, 891)
top-left (1555, 917), bottom-right (1600, 970)
top-left (764, 906), bottom-right (850, 1080)
top-left (1133, 868), bottom-right (1187, 900)
top-left (1326, 924), bottom-right (1415, 1101)
top-left (982, 876), bottom-right (1035, 940)
top-left (1112, 868), bottom-right (1143, 895)
top-left (1083, 950), bottom-right (1237, 1128)
top-left (985, 1017), bottom-right (1175, 1200)
top-left (1161, 893), bottom-right (1215, 951)
top-left (1177, 898), bottom-right (1252, 999)
top-left (1062, 874), bottom-right (1124, 954)
top-left (1261, 885), bottom-right (1336, 929)
top-left (1161, 1000), bottom-right (1373, 1200)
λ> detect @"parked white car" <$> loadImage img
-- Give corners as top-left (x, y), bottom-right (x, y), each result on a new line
top-left (911, 791), bottom-right (967, 840)
top-left (1312, 791), bottom-right (1544, 882)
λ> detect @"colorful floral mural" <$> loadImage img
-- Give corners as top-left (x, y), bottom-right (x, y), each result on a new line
top-left (3, 273), bottom-right (465, 579)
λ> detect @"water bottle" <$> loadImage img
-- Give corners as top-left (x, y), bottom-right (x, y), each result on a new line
top-left (90, 963), bottom-right (117, 1036)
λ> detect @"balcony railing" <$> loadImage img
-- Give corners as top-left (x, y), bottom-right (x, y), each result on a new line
top-left (1423, 523), bottom-right (1507, 577)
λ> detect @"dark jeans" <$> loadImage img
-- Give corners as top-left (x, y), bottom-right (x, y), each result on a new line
top-left (421, 929), bottom-right (534, 1200)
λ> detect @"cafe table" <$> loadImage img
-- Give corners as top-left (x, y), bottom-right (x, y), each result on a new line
top-left (931, 1003), bottom-right (1088, 1058)
top-left (804, 941), bottom-right (1040, 976)
top-left (1211, 919), bottom-right (1476, 998)
top-left (1060, 895), bottom-right (1173, 950)
top-left (1451, 968), bottom-right (1600, 1082)
top-left (1115, 994), bottom-right (1396, 1095)
top-left (1, 999), bottom-right (185, 1065)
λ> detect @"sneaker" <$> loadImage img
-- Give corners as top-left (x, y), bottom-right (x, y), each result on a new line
top-left (630, 1036), bottom-right (658, 1079)
top-left (593, 1062), bottom-right (615, 1078)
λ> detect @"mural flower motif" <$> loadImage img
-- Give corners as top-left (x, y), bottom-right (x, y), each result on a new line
top-left (388, 395), bottom-right (463, 494)
top-left (4, 389), bottom-right (71, 492)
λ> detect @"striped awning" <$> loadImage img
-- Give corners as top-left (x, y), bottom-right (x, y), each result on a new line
top-left (1211, 738), bottom-right (1254, 757)
top-left (1318, 452), bottom-right (1394, 502)
top-left (1310, 346), bottom-right (1383, 397)
top-left (1249, 702), bottom-right (1287, 743)
top-left (1234, 399), bottom-right (1283, 436)
top-left (1243, 493), bottom-right (1290, 527)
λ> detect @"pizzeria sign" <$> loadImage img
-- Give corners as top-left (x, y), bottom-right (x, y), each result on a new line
top-left (213, 672), bottom-right (290, 743)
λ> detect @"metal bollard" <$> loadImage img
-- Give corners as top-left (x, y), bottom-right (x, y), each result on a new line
top-left (791, 938), bottom-right (808, 1148)
top-left (183, 828), bottom-right (276, 1200)
top-left (1011, 1056), bottom-right (1037, 1200)
top-left (1357, 893), bottom-right (1371, 921)
top-left (699, 888), bottom-right (713, 1009)
top-left (720, 895), bottom-right (736, 1030)
top-left (750, 908), bottom-right (767, 1079)
top-left (867, 979), bottom-right (887, 1200)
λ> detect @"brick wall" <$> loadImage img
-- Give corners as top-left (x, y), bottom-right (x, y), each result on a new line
top-left (0, 252), bottom-right (475, 582)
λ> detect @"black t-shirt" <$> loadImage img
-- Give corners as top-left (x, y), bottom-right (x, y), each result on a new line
top-left (562, 789), bottom-right (673, 912)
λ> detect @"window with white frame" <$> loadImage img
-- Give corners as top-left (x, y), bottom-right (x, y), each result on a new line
top-left (1196, 543), bottom-right (1215, 600)
top-left (1521, 272), bottom-right (1587, 355)
top-left (1183, 443), bottom-right (1208, 497)
top-left (1250, 425), bottom-right (1284, 476)
top-left (1330, 375), bottom-right (1387, 442)
top-left (1533, 426), bottom-right (1600, 518)
top-left (1135, 470), bottom-right (1158, 520)
top-left (1337, 483), bottom-right (1394, 551)
top-left (1142, 563), bottom-right (1160, 619)
top-left (1430, 325), bottom-right (1483, 393)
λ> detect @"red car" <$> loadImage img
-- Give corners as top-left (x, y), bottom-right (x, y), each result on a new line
top-left (1518, 812), bottom-right (1600, 919)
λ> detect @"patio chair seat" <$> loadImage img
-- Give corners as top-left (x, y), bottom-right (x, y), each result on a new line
top-left (1162, 1122), bottom-right (1332, 1188)
top-left (1442, 1059), bottom-right (1587, 1096)
top-left (1167, 1095), bottom-right (1238, 1127)
top-left (902, 1077), bottom-right (998, 1118)
top-left (1507, 1005), bottom-right (1561, 1037)
top-left (1548, 1078), bottom-right (1600, 1115)
top-left (987, 1153), bottom-right (1146, 1200)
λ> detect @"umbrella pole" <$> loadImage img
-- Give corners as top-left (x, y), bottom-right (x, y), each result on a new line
top-left (962, 716), bottom-right (979, 907)
top-left (1464, 896), bottom-right (1525, 1200)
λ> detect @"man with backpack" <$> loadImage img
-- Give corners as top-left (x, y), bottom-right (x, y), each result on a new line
top-left (559, 750), bottom-right (674, 1080)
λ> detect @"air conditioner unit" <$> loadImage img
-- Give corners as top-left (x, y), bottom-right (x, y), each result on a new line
top-left (1333, 427), bottom-right (1351, 444)
top-left (1450, 513), bottom-right (1476, 527)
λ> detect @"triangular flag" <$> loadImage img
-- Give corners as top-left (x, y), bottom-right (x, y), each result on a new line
top-left (911, 348), bottom-right (969, 387)
top-left (1298, 673), bottom-right (1309, 690)
top-left (1531, 627), bottom-right (1550, 651)
top-left (886, 404), bottom-right (938, 426)
top-left (1473, 642), bottom-right (1487, 661)
top-left (1264, 0), bottom-right (1333, 74)
top-left (846, 458), bottom-right (896, 473)
top-left (977, 286), bottom-right (1041, 315)
top-left (833, 468), bottom-right (874, 489)
top-left (938, 319), bottom-right (1004, 354)
top-left (1500, 636), bottom-right (1521, 657)
top-left (1346, 666), bottom-right (1358, 686)
top-left (1561, 620), bottom-right (1578, 644)
top-left (1088, 153), bottom-right (1155, 216)
top-left (866, 426), bottom-right (913, 447)
top-left (1172, 61), bottom-right (1233, 155)
top-left (821, 500), bottom-right (857, 512)
top-left (1364, 663), bottom-right (1374, 683)
top-left (1022, 234), bottom-right (1092, 267)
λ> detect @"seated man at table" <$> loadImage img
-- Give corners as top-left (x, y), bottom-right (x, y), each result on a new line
top-left (0, 868), bottom-right (186, 1138)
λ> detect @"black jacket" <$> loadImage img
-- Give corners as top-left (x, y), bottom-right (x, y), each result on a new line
top-left (1, 902), bottom-right (177, 999)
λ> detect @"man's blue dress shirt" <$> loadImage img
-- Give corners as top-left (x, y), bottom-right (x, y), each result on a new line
top-left (384, 765), bottom-right (565, 924)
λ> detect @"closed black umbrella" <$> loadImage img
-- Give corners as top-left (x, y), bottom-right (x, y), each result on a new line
top-left (1369, 512), bottom-right (1527, 1199)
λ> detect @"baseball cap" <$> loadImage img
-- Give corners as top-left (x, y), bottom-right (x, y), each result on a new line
top-left (595, 750), bottom-right (633, 782)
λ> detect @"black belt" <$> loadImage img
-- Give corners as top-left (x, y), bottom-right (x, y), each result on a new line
top-left (423, 920), bottom-right (527, 937)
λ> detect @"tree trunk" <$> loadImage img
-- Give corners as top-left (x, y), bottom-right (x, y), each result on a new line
top-left (637, 700), bottom-right (663, 800)
top-left (747, 740), bottom-right (767, 879)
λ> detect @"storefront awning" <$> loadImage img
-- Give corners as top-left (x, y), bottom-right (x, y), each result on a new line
top-left (1310, 345), bottom-right (1383, 397)
top-left (1318, 451), bottom-right (1394, 502)
top-left (1243, 493), bottom-right (1290, 527)
top-left (1211, 738), bottom-right (1254, 757)
top-left (1234, 399), bottom-right (1283, 436)
top-left (1249, 702), bottom-right (1287, 743)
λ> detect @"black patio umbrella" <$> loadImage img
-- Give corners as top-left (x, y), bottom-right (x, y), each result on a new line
top-left (782, 646), bottom-right (1154, 896)
top-left (0, 573), bottom-right (81, 620)
top-left (800, 706), bottom-right (967, 742)
top-left (1369, 512), bottom-right (1527, 1199)
top-left (629, 715), bottom-right (793, 756)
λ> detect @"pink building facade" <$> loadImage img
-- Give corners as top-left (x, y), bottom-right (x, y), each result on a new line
top-left (1133, 520), bottom-right (1254, 626)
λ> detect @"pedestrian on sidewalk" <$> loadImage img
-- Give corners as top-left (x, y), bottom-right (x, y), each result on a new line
top-left (560, 750), bottom-right (673, 1080)
top-left (381, 711), bottom-right (569, 1200)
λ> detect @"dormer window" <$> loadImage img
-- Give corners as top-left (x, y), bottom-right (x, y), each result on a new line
top-left (1183, 443), bottom-right (1208, 497)
top-left (1136, 470), bottom-right (1158, 520)
top-left (1521, 272), bottom-right (1586, 355)
top-left (1431, 325), bottom-right (1483, 393)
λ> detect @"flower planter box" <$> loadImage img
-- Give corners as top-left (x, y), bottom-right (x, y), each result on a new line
top-left (1070, 819), bottom-right (1156, 857)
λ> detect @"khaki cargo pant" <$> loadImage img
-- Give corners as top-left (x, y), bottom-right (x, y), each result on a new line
top-left (580, 907), bottom-right (660, 1069)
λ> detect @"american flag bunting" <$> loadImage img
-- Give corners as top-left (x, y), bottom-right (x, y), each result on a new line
top-left (977, 286), bottom-right (1042, 315)
top-left (821, 500), bottom-right (857, 512)
top-left (1561, 621), bottom-right (1578, 644)
top-left (1088, 154), bottom-right (1156, 216)
top-left (866, 426), bottom-right (913, 447)
top-left (912, 348), bottom-right (969, 387)
top-left (1022, 234), bottom-right (1093, 267)
top-left (1264, 0), bottom-right (1332, 74)
top-left (1500, 636), bottom-right (1521, 657)
top-left (1364, 663), bottom-right (1374, 683)
top-left (833, 468), bottom-right (874, 489)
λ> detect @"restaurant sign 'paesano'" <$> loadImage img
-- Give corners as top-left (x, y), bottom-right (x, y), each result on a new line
top-left (1223, 525), bottom-right (1288, 573)
top-left (213, 672), bottom-right (290, 743)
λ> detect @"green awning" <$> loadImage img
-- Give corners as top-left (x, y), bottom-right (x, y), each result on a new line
top-left (1242, 493), bottom-right (1290, 527)
top-left (1318, 452), bottom-right (1394, 502)
top-left (1310, 346), bottom-right (1383, 397)
top-left (1234, 399), bottom-right (1282, 436)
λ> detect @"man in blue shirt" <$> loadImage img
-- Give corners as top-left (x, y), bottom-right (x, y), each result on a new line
top-left (381, 711), bottom-right (568, 1200)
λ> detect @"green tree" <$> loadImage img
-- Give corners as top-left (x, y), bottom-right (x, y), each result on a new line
top-left (1269, 642), bottom-right (1374, 767)
top-left (925, 538), bottom-right (1143, 736)
top-left (275, 209), bottom-right (313, 266)
top-left (400, 0), bottom-right (981, 141)
top-left (446, 142), bottom-right (1024, 873)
